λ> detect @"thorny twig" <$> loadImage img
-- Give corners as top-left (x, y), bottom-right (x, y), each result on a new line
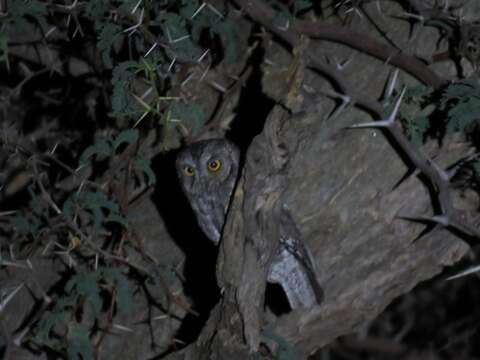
top-left (232, 0), bottom-right (447, 92)
top-left (350, 86), bottom-right (480, 240)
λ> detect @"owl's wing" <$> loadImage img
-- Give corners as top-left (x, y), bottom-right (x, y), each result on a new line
top-left (267, 208), bottom-right (323, 309)
top-left (268, 241), bottom-right (322, 308)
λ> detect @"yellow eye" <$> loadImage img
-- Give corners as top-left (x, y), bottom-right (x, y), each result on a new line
top-left (207, 159), bottom-right (221, 172)
top-left (183, 166), bottom-right (195, 177)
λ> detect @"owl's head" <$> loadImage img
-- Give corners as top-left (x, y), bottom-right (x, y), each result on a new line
top-left (176, 139), bottom-right (240, 243)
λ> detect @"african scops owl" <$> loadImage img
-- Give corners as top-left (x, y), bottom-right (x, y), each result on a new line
top-left (176, 139), bottom-right (322, 308)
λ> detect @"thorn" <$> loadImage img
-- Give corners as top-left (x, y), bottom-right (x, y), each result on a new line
top-left (123, 8), bottom-right (144, 35)
top-left (410, 222), bottom-right (439, 243)
top-left (77, 179), bottom-right (86, 195)
top-left (384, 69), bottom-right (399, 100)
top-left (388, 86), bottom-right (406, 122)
top-left (399, 12), bottom-right (425, 23)
top-left (348, 119), bottom-right (391, 129)
top-left (207, 3), bottom-right (224, 18)
top-left (391, 167), bottom-right (420, 190)
top-left (13, 327), bottom-right (29, 346)
top-left (327, 94), bottom-right (351, 120)
top-left (0, 260), bottom-right (27, 269)
top-left (50, 142), bottom-right (59, 154)
top-left (45, 26), bottom-right (57, 39)
top-left (349, 87), bottom-right (405, 129)
top-left (153, 314), bottom-right (168, 321)
top-left (170, 34), bottom-right (190, 44)
top-left (191, 2), bottom-right (207, 19)
top-left (167, 56), bottom-right (176, 74)
top-left (446, 264), bottom-right (480, 281)
top-left (277, 19), bottom-right (290, 31)
top-left (141, 86), bottom-right (153, 99)
top-left (376, 0), bottom-right (384, 17)
top-left (144, 42), bottom-right (157, 58)
top-left (72, 25), bottom-right (80, 38)
top-left (180, 72), bottom-right (195, 87)
top-left (398, 214), bottom-right (449, 227)
top-left (209, 80), bottom-right (227, 93)
top-left (263, 58), bottom-right (276, 66)
top-left (165, 26), bottom-right (173, 43)
top-left (197, 49), bottom-right (210, 63)
top-left (0, 211), bottom-right (16, 217)
top-left (429, 158), bottom-right (450, 182)
top-left (113, 323), bottom-right (134, 332)
top-left (199, 62), bottom-right (211, 81)
top-left (9, 244), bottom-right (14, 260)
top-left (131, 0), bottom-right (142, 14)
top-left (0, 283), bottom-right (24, 312)
top-left (334, 56), bottom-right (354, 71)
top-left (42, 241), bottom-right (52, 255)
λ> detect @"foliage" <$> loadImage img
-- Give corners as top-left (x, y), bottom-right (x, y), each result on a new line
top-left (32, 267), bottom-right (132, 357)
top-left (401, 80), bottom-right (480, 147)
top-left (0, 0), bottom-right (241, 354)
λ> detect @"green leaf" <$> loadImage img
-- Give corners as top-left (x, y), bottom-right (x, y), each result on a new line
top-left (67, 326), bottom-right (93, 360)
top-left (34, 311), bottom-right (66, 344)
top-left (105, 213), bottom-right (129, 227)
top-left (168, 102), bottom-right (206, 136)
top-left (134, 157), bottom-right (156, 186)
top-left (111, 61), bottom-right (138, 116)
top-left (79, 139), bottom-right (112, 165)
top-left (112, 129), bottom-right (139, 151)
top-left (439, 79), bottom-right (480, 135)
top-left (294, 0), bottom-right (312, 14)
top-left (8, 0), bottom-right (47, 18)
top-left (63, 191), bottom-right (122, 229)
top-left (84, 1), bottom-right (108, 19)
top-left (97, 23), bottom-right (122, 68)
top-left (211, 18), bottom-right (237, 64)
top-left (405, 116), bottom-right (430, 146)
top-left (66, 272), bottom-right (102, 316)
top-left (102, 268), bottom-right (133, 314)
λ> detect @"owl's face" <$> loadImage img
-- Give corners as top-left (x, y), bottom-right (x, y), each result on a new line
top-left (176, 139), bottom-right (240, 243)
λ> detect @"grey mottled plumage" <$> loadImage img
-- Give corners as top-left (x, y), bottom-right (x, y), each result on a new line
top-left (176, 139), bottom-right (322, 308)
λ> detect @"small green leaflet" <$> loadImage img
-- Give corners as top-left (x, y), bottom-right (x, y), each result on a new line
top-left (102, 267), bottom-right (133, 314)
top-left (79, 139), bottom-right (112, 165)
top-left (135, 157), bottom-right (156, 186)
top-left (79, 129), bottom-right (139, 165)
top-left (63, 191), bottom-right (127, 229)
top-left (440, 79), bottom-right (480, 134)
top-left (168, 102), bottom-right (206, 136)
top-left (112, 129), bottom-right (139, 151)
top-left (111, 61), bottom-right (138, 116)
top-left (67, 326), bottom-right (93, 360)
top-left (97, 23), bottom-right (122, 68)
top-left (66, 271), bottom-right (103, 316)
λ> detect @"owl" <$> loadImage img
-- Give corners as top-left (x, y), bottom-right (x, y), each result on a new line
top-left (176, 139), bottom-right (322, 308)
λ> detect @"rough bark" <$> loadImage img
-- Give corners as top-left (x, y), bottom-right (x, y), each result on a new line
top-left (163, 3), bottom-right (478, 357)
